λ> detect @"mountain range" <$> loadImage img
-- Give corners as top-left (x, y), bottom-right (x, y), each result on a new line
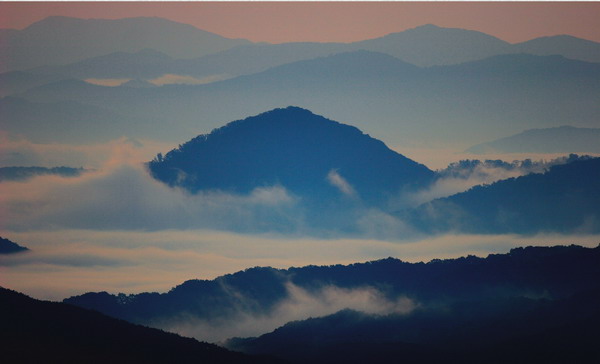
top-left (145, 107), bottom-right (600, 235)
top-left (10, 51), bottom-right (600, 147)
top-left (0, 16), bottom-right (250, 72)
top-left (64, 245), bottom-right (600, 362)
top-left (2, 17), bottom-right (599, 148)
top-left (228, 289), bottom-right (600, 363)
top-left (3, 18), bottom-right (600, 75)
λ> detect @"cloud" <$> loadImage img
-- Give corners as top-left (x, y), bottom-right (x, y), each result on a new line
top-left (156, 282), bottom-right (416, 343)
top-left (149, 74), bottom-right (231, 86)
top-left (405, 167), bottom-right (525, 207)
top-left (0, 163), bottom-right (302, 232)
top-left (84, 78), bottom-right (131, 87)
top-left (0, 133), bottom-right (174, 169)
top-left (327, 169), bottom-right (356, 197)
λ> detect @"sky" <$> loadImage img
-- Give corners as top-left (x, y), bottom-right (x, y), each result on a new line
top-left (1, 2), bottom-right (600, 44)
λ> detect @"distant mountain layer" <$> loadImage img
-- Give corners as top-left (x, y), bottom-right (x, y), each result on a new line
top-left (466, 126), bottom-right (600, 154)
top-left (148, 106), bottom-right (434, 207)
top-left (0, 237), bottom-right (29, 254)
top-left (407, 158), bottom-right (600, 234)
top-left (15, 52), bottom-right (600, 146)
top-left (0, 287), bottom-right (279, 363)
top-left (3, 19), bottom-right (600, 77)
top-left (0, 166), bottom-right (85, 182)
top-left (0, 16), bottom-right (250, 72)
top-left (65, 245), bottom-right (600, 336)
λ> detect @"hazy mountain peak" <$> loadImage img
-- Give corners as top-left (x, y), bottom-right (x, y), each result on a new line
top-left (1, 16), bottom-right (251, 72)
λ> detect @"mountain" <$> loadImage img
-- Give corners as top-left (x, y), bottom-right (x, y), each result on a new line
top-left (30, 48), bottom-right (176, 80)
top-left (0, 237), bottom-right (29, 254)
top-left (0, 287), bottom-right (280, 363)
top-left (0, 16), bottom-right (251, 72)
top-left (0, 166), bottom-right (85, 182)
top-left (18, 51), bottom-right (600, 147)
top-left (512, 35), bottom-right (600, 64)
top-left (228, 289), bottom-right (600, 364)
top-left (407, 158), bottom-right (600, 234)
top-left (0, 70), bottom-right (67, 98)
top-left (351, 24), bottom-right (511, 67)
top-left (65, 245), bottom-right (600, 344)
top-left (5, 21), bottom-right (600, 96)
top-left (466, 126), bottom-right (600, 154)
top-left (147, 106), bottom-right (434, 207)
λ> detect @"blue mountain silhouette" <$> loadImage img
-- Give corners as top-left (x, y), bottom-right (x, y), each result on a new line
top-left (148, 107), bottom-right (434, 207)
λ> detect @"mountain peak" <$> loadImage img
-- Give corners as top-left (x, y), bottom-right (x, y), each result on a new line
top-left (149, 108), bottom-right (434, 207)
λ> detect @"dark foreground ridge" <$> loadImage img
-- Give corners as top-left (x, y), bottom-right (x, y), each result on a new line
top-left (65, 244), bottom-right (600, 363)
top-left (0, 287), bottom-right (282, 364)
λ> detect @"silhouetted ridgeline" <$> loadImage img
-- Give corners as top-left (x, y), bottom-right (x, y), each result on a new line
top-left (148, 106), bottom-right (434, 207)
top-left (436, 154), bottom-right (594, 180)
top-left (0, 237), bottom-right (29, 254)
top-left (0, 287), bottom-right (282, 363)
top-left (65, 245), bottom-right (600, 333)
top-left (0, 16), bottom-right (250, 72)
top-left (408, 158), bottom-right (600, 234)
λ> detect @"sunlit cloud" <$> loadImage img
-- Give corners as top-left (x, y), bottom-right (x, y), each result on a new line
top-left (0, 133), bottom-right (174, 169)
top-left (84, 78), bottom-right (131, 87)
top-left (149, 73), bottom-right (232, 86)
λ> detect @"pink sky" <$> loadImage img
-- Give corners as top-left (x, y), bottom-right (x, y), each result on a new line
top-left (1, 2), bottom-right (599, 44)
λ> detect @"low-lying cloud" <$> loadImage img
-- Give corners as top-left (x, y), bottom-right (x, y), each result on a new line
top-left (0, 133), bottom-right (173, 169)
top-left (327, 169), bottom-right (356, 197)
top-left (157, 282), bottom-right (416, 343)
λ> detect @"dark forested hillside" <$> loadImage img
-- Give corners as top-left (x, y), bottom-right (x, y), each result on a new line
top-left (408, 158), bottom-right (600, 234)
top-left (228, 289), bottom-right (600, 363)
top-left (0, 287), bottom-right (281, 363)
top-left (65, 245), bottom-right (600, 341)
top-left (148, 106), bottom-right (434, 207)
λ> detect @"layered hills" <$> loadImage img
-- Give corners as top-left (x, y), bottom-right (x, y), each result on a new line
top-left (64, 245), bottom-right (600, 361)
top-left (13, 51), bottom-right (600, 146)
top-left (0, 16), bottom-right (250, 72)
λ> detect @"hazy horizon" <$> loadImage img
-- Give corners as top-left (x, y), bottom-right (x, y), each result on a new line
top-left (2, 2), bottom-right (600, 44)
